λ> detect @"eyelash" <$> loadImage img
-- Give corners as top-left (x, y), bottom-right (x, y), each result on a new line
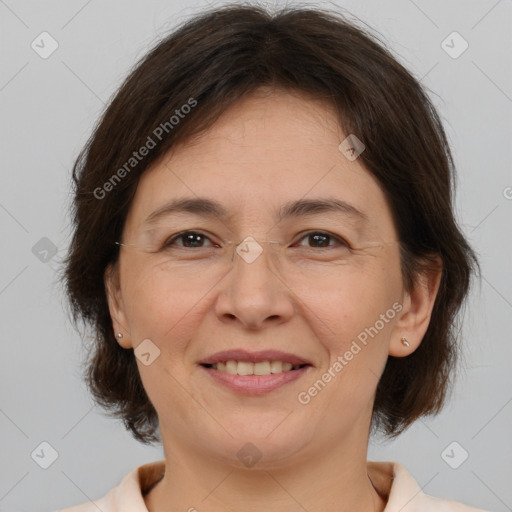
top-left (163, 230), bottom-right (350, 250)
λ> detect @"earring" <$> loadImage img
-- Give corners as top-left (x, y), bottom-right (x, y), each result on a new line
top-left (401, 337), bottom-right (410, 347)
top-left (116, 332), bottom-right (123, 339)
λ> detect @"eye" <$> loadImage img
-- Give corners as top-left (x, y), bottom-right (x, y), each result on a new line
top-left (163, 231), bottom-right (216, 249)
top-left (162, 230), bottom-right (349, 251)
top-left (295, 231), bottom-right (349, 249)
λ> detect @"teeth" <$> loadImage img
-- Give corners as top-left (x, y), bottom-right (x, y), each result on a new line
top-left (270, 361), bottom-right (282, 373)
top-left (225, 361), bottom-right (237, 375)
top-left (237, 361), bottom-right (254, 376)
top-left (211, 360), bottom-right (302, 375)
top-left (254, 361), bottom-right (270, 375)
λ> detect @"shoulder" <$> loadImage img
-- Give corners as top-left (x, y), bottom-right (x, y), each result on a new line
top-left (367, 460), bottom-right (491, 512)
top-left (58, 460), bottom-right (165, 512)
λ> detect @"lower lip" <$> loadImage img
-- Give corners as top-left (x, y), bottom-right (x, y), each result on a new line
top-left (200, 365), bottom-right (311, 395)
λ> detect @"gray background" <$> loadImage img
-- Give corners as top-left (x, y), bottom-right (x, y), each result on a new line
top-left (0, 0), bottom-right (511, 510)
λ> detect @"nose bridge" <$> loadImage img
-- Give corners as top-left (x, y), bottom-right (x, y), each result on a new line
top-left (226, 236), bottom-right (285, 287)
top-left (214, 235), bottom-right (293, 328)
top-left (232, 236), bottom-right (281, 265)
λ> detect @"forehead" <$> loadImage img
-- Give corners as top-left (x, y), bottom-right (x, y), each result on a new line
top-left (124, 89), bottom-right (397, 241)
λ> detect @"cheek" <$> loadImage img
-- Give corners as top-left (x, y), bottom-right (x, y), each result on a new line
top-left (308, 282), bottom-right (399, 417)
top-left (313, 251), bottom-right (402, 360)
top-left (121, 264), bottom-right (197, 349)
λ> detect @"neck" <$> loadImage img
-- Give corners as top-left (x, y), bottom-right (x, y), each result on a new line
top-left (144, 429), bottom-right (387, 512)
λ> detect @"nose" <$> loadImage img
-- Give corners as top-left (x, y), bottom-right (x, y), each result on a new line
top-left (214, 238), bottom-right (295, 331)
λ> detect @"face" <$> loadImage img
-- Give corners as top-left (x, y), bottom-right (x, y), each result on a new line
top-left (106, 88), bottom-right (435, 468)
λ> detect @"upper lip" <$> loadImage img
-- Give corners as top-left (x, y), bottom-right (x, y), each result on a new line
top-left (199, 349), bottom-right (312, 366)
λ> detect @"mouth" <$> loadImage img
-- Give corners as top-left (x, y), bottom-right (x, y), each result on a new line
top-left (198, 349), bottom-right (313, 395)
top-left (201, 360), bottom-right (309, 375)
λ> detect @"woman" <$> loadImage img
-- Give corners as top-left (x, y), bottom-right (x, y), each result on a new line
top-left (61, 4), bottom-right (486, 511)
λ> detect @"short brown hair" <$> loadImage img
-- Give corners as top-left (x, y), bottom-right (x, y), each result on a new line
top-left (63, 4), bottom-right (479, 444)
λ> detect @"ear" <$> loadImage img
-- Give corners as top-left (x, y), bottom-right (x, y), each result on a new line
top-left (389, 256), bottom-right (443, 357)
top-left (104, 263), bottom-right (133, 349)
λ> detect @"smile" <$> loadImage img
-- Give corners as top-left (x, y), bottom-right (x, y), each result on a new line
top-left (203, 360), bottom-right (307, 375)
top-left (200, 362), bottom-right (312, 395)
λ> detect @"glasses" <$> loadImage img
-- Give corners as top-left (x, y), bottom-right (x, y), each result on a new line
top-left (115, 228), bottom-right (396, 289)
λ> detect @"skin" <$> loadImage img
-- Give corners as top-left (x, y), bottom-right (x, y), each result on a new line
top-left (105, 87), bottom-right (442, 512)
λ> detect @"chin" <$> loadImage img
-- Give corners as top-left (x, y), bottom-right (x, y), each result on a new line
top-left (206, 418), bottom-right (310, 468)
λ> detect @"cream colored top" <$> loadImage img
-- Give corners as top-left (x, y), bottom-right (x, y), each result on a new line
top-left (59, 460), bottom-right (490, 511)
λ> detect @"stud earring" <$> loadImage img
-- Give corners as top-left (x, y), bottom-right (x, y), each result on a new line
top-left (116, 332), bottom-right (123, 339)
top-left (401, 337), bottom-right (410, 347)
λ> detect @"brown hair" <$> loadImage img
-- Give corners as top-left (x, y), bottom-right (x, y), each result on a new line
top-left (63, 4), bottom-right (479, 444)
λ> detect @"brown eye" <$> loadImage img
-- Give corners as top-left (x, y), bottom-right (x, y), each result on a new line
top-left (297, 231), bottom-right (348, 249)
top-left (163, 231), bottom-right (215, 249)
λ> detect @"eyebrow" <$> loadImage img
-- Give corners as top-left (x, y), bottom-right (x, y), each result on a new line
top-left (144, 196), bottom-right (369, 225)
